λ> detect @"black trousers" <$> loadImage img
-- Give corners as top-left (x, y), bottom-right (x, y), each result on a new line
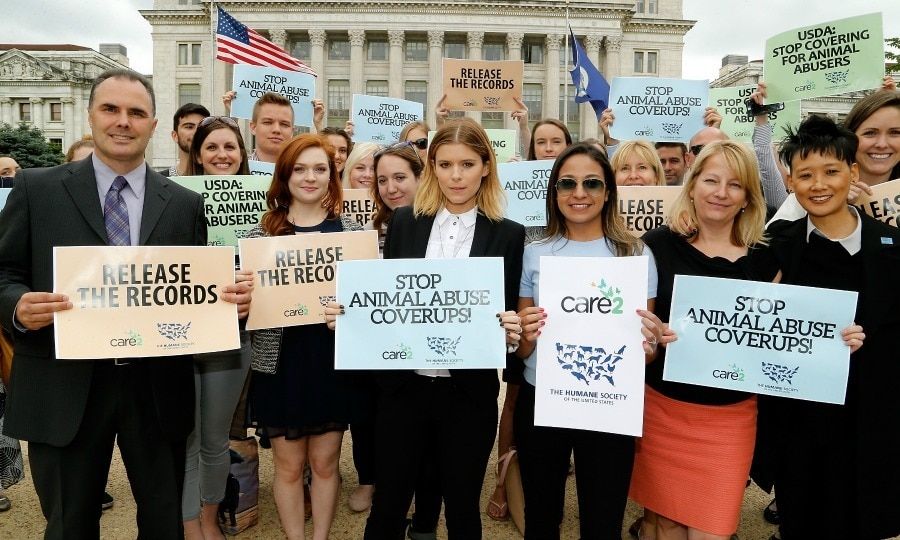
top-left (29, 361), bottom-right (187, 540)
top-left (514, 383), bottom-right (634, 540)
top-left (364, 376), bottom-right (497, 540)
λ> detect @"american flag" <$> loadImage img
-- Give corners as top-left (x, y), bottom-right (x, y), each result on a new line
top-left (215, 6), bottom-right (317, 76)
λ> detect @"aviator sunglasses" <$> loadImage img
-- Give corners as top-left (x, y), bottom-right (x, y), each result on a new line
top-left (555, 177), bottom-right (606, 196)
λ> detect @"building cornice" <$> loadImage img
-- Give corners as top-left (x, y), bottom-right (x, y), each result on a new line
top-left (624, 18), bottom-right (695, 36)
top-left (139, 10), bottom-right (208, 25)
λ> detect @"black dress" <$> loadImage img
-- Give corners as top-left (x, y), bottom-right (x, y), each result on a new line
top-left (249, 219), bottom-right (354, 439)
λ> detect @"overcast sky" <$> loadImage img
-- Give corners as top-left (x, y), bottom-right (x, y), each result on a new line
top-left (3, 1), bottom-right (898, 82)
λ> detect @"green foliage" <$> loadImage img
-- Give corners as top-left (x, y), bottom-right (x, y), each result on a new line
top-left (0, 123), bottom-right (64, 169)
top-left (887, 37), bottom-right (900, 75)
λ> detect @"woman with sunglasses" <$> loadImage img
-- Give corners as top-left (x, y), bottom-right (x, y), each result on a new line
top-left (342, 142), bottom-right (381, 190)
top-left (400, 121), bottom-right (431, 163)
top-left (514, 142), bottom-right (662, 539)
top-left (247, 134), bottom-right (361, 540)
top-left (182, 116), bottom-right (253, 540)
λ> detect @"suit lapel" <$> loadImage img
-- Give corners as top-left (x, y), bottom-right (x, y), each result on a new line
top-left (412, 214), bottom-right (434, 257)
top-left (469, 213), bottom-right (491, 257)
top-left (62, 160), bottom-right (107, 243)
top-left (860, 219), bottom-right (900, 328)
top-left (140, 167), bottom-right (172, 245)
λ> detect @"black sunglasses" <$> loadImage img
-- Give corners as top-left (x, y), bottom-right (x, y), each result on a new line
top-left (199, 116), bottom-right (239, 128)
top-left (690, 144), bottom-right (705, 156)
top-left (409, 137), bottom-right (428, 150)
top-left (555, 177), bottom-right (606, 195)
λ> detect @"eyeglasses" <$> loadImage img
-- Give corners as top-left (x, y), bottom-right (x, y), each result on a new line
top-left (690, 144), bottom-right (705, 156)
top-left (410, 137), bottom-right (428, 150)
top-left (374, 141), bottom-right (424, 166)
top-left (555, 177), bottom-right (606, 196)
top-left (199, 116), bottom-right (239, 128)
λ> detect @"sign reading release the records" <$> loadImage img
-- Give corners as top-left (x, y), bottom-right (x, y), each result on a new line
top-left (442, 58), bottom-right (524, 111)
top-left (53, 246), bottom-right (239, 359)
top-left (535, 256), bottom-right (649, 436)
top-left (664, 275), bottom-right (858, 404)
top-left (239, 230), bottom-right (378, 330)
top-left (334, 258), bottom-right (506, 370)
top-left (608, 77), bottom-right (708, 143)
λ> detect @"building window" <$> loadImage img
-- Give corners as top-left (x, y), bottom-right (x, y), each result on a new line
top-left (481, 112), bottom-right (504, 129)
top-left (178, 43), bottom-right (202, 66)
top-left (444, 40), bottom-right (466, 59)
top-left (482, 42), bottom-right (505, 61)
top-left (559, 85), bottom-right (580, 137)
top-left (328, 79), bottom-right (351, 127)
top-left (367, 39), bottom-right (388, 61)
top-left (633, 50), bottom-right (658, 74)
top-left (635, 0), bottom-right (657, 13)
top-left (366, 80), bottom-right (389, 97)
top-left (291, 38), bottom-right (310, 60)
top-left (50, 102), bottom-right (62, 122)
top-left (522, 40), bottom-right (544, 64)
top-left (404, 81), bottom-right (427, 109)
top-left (329, 38), bottom-right (350, 60)
top-left (178, 84), bottom-right (201, 107)
top-left (178, 0), bottom-right (201, 4)
top-left (18, 102), bottom-right (30, 122)
top-left (48, 138), bottom-right (63, 150)
top-left (405, 40), bottom-right (428, 62)
top-left (523, 83), bottom-right (543, 122)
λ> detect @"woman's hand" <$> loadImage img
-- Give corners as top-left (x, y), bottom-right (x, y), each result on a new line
top-left (344, 120), bottom-right (355, 137)
top-left (881, 75), bottom-right (896, 92)
top-left (312, 99), bottom-right (325, 132)
top-left (637, 309), bottom-right (677, 357)
top-left (324, 301), bottom-right (344, 331)
top-left (599, 108), bottom-right (615, 144)
top-left (435, 93), bottom-right (450, 126)
top-left (222, 269), bottom-right (254, 319)
top-left (221, 90), bottom-right (236, 115)
top-left (841, 323), bottom-right (865, 353)
top-left (847, 179), bottom-right (873, 203)
top-left (498, 310), bottom-right (523, 347)
top-left (510, 96), bottom-right (529, 127)
top-left (751, 82), bottom-right (769, 126)
top-left (703, 107), bottom-right (723, 128)
top-left (517, 305), bottom-right (546, 343)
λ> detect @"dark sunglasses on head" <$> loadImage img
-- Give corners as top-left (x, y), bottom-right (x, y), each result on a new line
top-left (555, 177), bottom-right (606, 195)
top-left (374, 141), bottom-right (423, 165)
top-left (690, 144), bottom-right (705, 156)
top-left (199, 115), bottom-right (239, 128)
top-left (410, 137), bottom-right (428, 150)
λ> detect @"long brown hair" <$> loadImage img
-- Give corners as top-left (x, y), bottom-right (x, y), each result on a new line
top-left (371, 142), bottom-right (424, 231)
top-left (260, 134), bottom-right (342, 236)
top-left (186, 119), bottom-right (250, 176)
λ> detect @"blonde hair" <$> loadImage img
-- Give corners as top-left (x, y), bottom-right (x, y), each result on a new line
top-left (341, 142), bottom-right (381, 188)
top-left (668, 140), bottom-right (767, 247)
top-left (611, 140), bottom-right (666, 186)
top-left (413, 118), bottom-right (506, 221)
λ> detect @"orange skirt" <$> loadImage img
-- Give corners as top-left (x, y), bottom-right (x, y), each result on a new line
top-left (629, 385), bottom-right (757, 536)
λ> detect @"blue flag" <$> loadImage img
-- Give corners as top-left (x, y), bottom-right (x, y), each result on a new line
top-left (569, 26), bottom-right (610, 119)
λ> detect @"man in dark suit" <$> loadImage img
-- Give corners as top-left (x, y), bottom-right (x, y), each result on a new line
top-left (0, 69), bottom-right (249, 539)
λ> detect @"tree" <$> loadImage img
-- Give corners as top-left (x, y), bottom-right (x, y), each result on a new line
top-left (0, 123), bottom-right (64, 169)
top-left (887, 37), bottom-right (900, 75)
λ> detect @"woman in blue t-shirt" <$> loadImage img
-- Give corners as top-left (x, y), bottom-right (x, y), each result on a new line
top-left (514, 142), bottom-right (665, 539)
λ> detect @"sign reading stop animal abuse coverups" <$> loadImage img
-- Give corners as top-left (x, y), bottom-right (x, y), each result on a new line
top-left (53, 246), bottom-right (240, 359)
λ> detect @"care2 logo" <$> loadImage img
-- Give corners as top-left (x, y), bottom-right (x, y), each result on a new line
top-left (560, 278), bottom-right (624, 315)
top-left (110, 329), bottom-right (143, 348)
top-left (382, 342), bottom-right (413, 360)
top-left (712, 363), bottom-right (745, 381)
top-left (284, 303), bottom-right (309, 317)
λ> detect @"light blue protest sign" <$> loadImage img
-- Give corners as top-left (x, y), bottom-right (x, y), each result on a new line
top-left (248, 160), bottom-right (274, 176)
top-left (499, 160), bottom-right (553, 226)
top-left (0, 188), bottom-right (10, 211)
top-left (664, 275), bottom-right (857, 404)
top-left (609, 77), bottom-right (708, 143)
top-left (351, 95), bottom-right (424, 143)
top-left (231, 65), bottom-right (315, 127)
top-left (335, 258), bottom-right (507, 370)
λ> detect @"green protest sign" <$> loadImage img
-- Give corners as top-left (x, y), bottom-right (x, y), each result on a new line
top-left (428, 128), bottom-right (518, 162)
top-left (764, 13), bottom-right (884, 102)
top-left (172, 175), bottom-right (272, 247)
top-left (709, 85), bottom-right (801, 143)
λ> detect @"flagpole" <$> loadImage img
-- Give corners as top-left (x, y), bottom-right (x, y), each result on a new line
top-left (210, 1), bottom-right (218, 113)
top-left (563, 0), bottom-right (570, 125)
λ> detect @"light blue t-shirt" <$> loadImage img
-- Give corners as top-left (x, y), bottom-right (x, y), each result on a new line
top-left (518, 236), bottom-right (658, 386)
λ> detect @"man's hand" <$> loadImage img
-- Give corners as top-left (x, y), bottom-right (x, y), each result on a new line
top-left (15, 292), bottom-right (72, 331)
top-left (221, 269), bottom-right (254, 319)
top-left (222, 91), bottom-right (237, 115)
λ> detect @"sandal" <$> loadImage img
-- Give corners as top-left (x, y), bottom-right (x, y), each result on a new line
top-left (485, 448), bottom-right (516, 521)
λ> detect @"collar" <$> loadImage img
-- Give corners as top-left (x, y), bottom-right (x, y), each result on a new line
top-left (436, 206), bottom-right (478, 228)
top-left (805, 205), bottom-right (862, 255)
top-left (92, 154), bottom-right (147, 199)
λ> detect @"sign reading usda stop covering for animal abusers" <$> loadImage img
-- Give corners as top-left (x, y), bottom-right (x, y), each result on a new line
top-left (664, 275), bottom-right (858, 405)
top-left (334, 258), bottom-right (506, 370)
top-left (535, 256), bottom-right (649, 436)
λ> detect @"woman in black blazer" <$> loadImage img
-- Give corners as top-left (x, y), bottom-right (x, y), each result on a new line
top-left (329, 118), bottom-right (525, 539)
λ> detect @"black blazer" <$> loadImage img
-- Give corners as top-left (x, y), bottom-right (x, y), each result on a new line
top-left (378, 206), bottom-right (525, 403)
top-left (0, 157), bottom-right (207, 446)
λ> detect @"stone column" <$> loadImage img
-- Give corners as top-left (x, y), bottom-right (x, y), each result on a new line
top-left (349, 30), bottom-right (366, 96)
top-left (605, 34), bottom-right (622, 80)
top-left (269, 28), bottom-right (287, 50)
top-left (544, 34), bottom-right (563, 120)
top-left (582, 34), bottom-right (604, 139)
top-left (466, 31), bottom-right (484, 123)
top-left (388, 30), bottom-right (405, 98)
top-left (0, 98), bottom-right (11, 125)
top-left (62, 97), bottom-right (75, 149)
top-left (427, 30), bottom-right (444, 128)
top-left (30, 98), bottom-right (44, 129)
top-left (309, 29), bottom-right (327, 100)
top-left (505, 32), bottom-right (524, 132)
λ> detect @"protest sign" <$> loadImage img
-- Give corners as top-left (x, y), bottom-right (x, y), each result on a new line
top-left (535, 256), bottom-right (649, 436)
top-left (616, 185), bottom-right (681, 236)
top-left (442, 58), bottom-right (524, 112)
top-left (853, 179), bottom-right (900, 228)
top-left (240, 230), bottom-right (378, 330)
top-left (0, 188), bottom-right (9, 211)
top-left (764, 13), bottom-right (884, 102)
top-left (248, 160), bottom-right (274, 176)
top-left (342, 188), bottom-right (376, 228)
top-left (428, 129), bottom-right (518, 162)
top-left (231, 64), bottom-right (315, 126)
top-left (664, 275), bottom-right (857, 404)
top-left (172, 175), bottom-right (269, 247)
top-left (709, 85), bottom-right (801, 143)
top-left (351, 95), bottom-right (424, 143)
top-left (609, 77), bottom-right (708, 142)
top-left (53, 246), bottom-right (239, 359)
top-left (499, 160), bottom-right (553, 226)
top-left (334, 258), bottom-right (507, 370)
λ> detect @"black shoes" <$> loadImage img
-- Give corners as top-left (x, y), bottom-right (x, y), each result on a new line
top-left (101, 491), bottom-right (114, 511)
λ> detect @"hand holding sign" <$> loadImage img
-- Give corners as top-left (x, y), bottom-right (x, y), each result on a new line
top-left (220, 268), bottom-right (254, 319)
top-left (15, 292), bottom-right (72, 331)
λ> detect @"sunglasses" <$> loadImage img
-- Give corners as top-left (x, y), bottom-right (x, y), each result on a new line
top-left (199, 115), bottom-right (239, 128)
top-left (410, 137), bottom-right (428, 150)
top-left (690, 144), bottom-right (705, 156)
top-left (374, 141), bottom-right (424, 165)
top-left (555, 177), bottom-right (606, 195)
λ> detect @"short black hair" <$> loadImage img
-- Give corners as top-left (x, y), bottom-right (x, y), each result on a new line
top-left (173, 103), bottom-right (211, 131)
top-left (778, 115), bottom-right (857, 172)
top-left (89, 68), bottom-right (156, 116)
top-left (654, 142), bottom-right (687, 154)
